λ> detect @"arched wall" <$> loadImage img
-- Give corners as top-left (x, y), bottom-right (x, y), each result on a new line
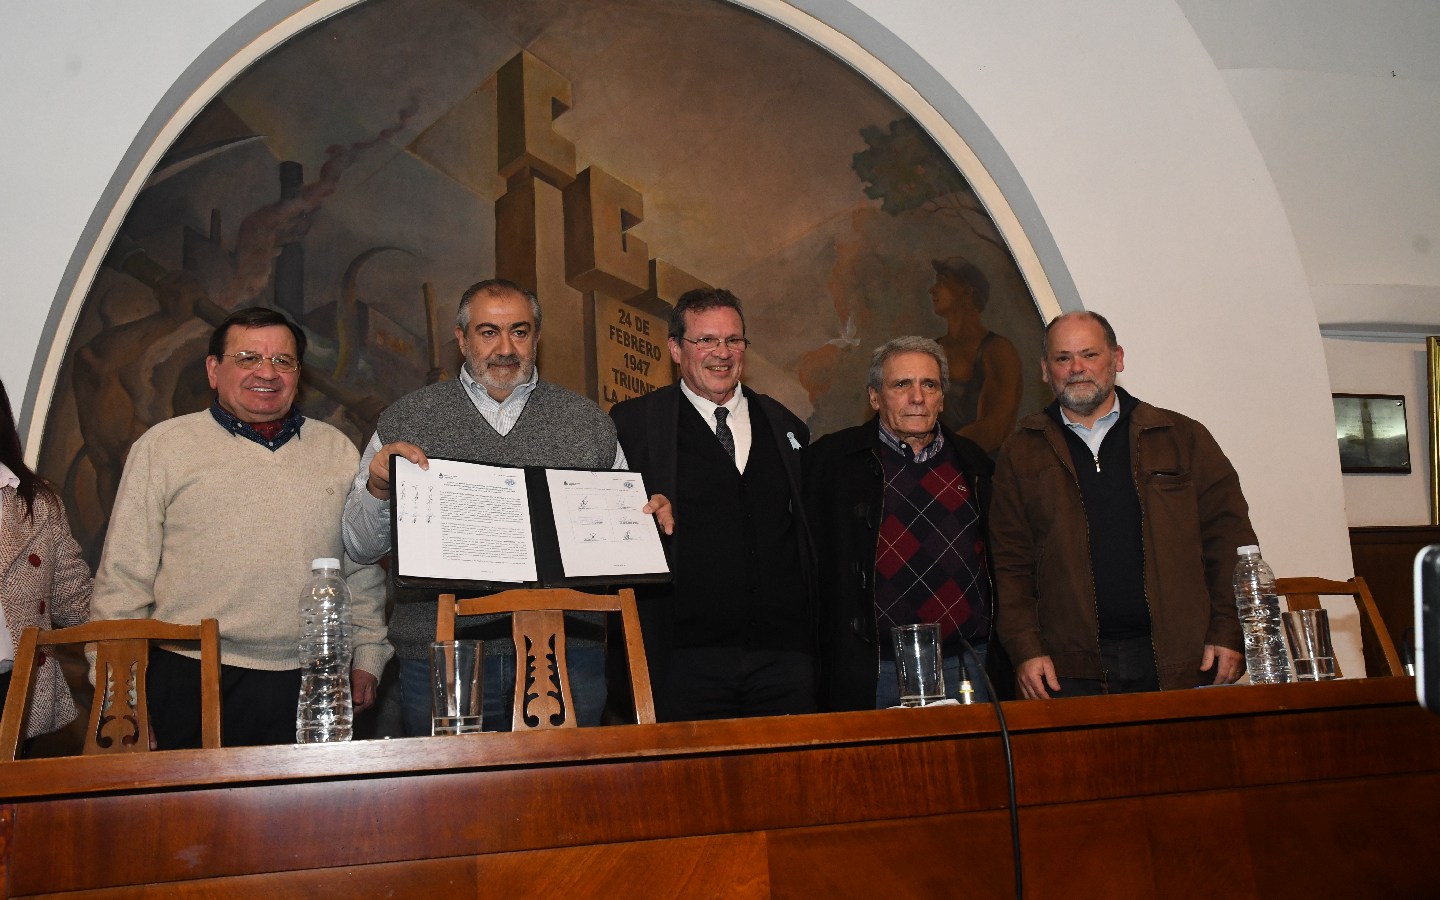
top-left (0, 0), bottom-right (1352, 577)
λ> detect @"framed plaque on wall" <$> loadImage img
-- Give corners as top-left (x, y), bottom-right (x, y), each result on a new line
top-left (1334, 392), bottom-right (1411, 474)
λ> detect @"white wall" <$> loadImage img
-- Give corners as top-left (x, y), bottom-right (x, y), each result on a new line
top-left (0, 0), bottom-right (274, 408)
top-left (846, 1), bottom-right (1349, 577)
top-left (1181, 0), bottom-right (1440, 333)
top-left (0, 0), bottom-right (1359, 578)
top-left (1181, 0), bottom-right (1440, 526)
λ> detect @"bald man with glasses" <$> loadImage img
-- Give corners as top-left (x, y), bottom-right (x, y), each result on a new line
top-left (92, 306), bottom-right (391, 749)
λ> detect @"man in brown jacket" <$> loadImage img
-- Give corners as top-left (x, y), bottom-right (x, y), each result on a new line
top-left (991, 311), bottom-right (1257, 698)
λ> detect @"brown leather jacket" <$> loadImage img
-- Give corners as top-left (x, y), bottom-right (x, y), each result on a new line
top-left (991, 390), bottom-right (1256, 690)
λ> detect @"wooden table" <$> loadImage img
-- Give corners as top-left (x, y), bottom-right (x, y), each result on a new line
top-left (2, 678), bottom-right (1437, 898)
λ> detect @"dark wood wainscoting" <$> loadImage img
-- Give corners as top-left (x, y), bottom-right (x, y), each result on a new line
top-left (1350, 525), bottom-right (1440, 659)
top-left (2, 679), bottom-right (1438, 898)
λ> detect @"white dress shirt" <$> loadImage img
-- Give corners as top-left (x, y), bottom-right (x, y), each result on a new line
top-left (1060, 392), bottom-right (1121, 461)
top-left (679, 379), bottom-right (752, 473)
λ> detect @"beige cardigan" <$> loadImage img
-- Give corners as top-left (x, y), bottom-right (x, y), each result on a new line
top-left (1, 486), bottom-right (92, 738)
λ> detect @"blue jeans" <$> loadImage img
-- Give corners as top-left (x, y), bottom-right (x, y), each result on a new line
top-left (398, 643), bottom-right (607, 736)
top-left (875, 642), bottom-right (991, 708)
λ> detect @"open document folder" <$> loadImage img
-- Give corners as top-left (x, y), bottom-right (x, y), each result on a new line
top-left (390, 456), bottom-right (671, 590)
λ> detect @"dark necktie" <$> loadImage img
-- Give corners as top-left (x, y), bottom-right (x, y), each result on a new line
top-left (714, 408), bottom-right (736, 462)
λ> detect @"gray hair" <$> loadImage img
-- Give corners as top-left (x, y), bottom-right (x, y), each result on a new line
top-left (456, 278), bottom-right (542, 332)
top-left (867, 336), bottom-right (950, 393)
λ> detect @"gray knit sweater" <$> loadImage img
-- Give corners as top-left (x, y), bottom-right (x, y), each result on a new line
top-left (376, 378), bottom-right (617, 660)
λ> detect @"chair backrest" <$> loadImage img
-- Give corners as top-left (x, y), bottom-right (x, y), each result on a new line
top-left (1273, 576), bottom-right (1403, 678)
top-left (0, 618), bottom-right (221, 759)
top-left (437, 588), bottom-right (655, 731)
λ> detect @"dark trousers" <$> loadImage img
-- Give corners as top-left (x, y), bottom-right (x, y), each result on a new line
top-left (0, 670), bottom-right (13, 757)
top-left (0, 670), bottom-right (39, 758)
top-left (657, 647), bottom-right (816, 722)
top-left (1054, 635), bottom-right (1161, 697)
top-left (146, 648), bottom-right (301, 749)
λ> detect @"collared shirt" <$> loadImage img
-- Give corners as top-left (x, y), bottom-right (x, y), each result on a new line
top-left (209, 400), bottom-right (304, 451)
top-left (0, 462), bottom-right (16, 513)
top-left (1060, 393), bottom-right (1121, 457)
top-left (679, 378), bottom-right (752, 473)
top-left (0, 462), bottom-right (16, 669)
top-left (458, 364), bottom-right (538, 436)
top-left (455, 366), bottom-right (625, 468)
top-left (877, 421), bottom-right (946, 464)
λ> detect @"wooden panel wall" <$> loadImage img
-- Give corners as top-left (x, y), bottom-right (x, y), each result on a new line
top-left (1350, 524), bottom-right (1440, 657)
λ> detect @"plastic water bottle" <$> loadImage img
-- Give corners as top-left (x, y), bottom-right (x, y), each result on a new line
top-left (1233, 545), bottom-right (1290, 684)
top-left (296, 558), bottom-right (353, 742)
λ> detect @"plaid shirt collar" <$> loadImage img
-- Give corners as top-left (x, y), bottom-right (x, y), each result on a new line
top-left (877, 420), bottom-right (945, 463)
top-left (209, 400), bottom-right (304, 452)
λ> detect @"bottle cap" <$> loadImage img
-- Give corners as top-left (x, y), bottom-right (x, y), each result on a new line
top-left (1237, 545), bottom-right (1259, 556)
top-left (311, 557), bottom-right (341, 570)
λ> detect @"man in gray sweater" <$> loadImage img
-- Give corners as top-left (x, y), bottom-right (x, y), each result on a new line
top-left (343, 279), bottom-right (668, 735)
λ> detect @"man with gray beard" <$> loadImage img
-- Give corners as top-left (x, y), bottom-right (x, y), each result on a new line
top-left (991, 311), bottom-right (1256, 699)
top-left (342, 278), bottom-right (665, 735)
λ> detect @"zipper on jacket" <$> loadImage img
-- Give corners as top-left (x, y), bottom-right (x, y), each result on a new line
top-left (970, 471), bottom-right (998, 647)
top-left (1051, 427), bottom-right (1106, 686)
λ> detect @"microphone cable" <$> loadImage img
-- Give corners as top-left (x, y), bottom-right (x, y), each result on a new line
top-left (957, 635), bottom-right (1023, 900)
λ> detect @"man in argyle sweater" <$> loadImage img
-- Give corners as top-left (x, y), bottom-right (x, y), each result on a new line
top-left (805, 336), bottom-right (999, 710)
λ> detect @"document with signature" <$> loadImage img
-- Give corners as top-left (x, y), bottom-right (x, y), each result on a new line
top-left (391, 457), bottom-right (669, 589)
top-left (392, 458), bottom-right (538, 584)
top-left (544, 469), bottom-right (669, 579)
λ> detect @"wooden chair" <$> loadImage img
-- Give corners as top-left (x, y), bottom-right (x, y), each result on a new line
top-left (0, 618), bottom-right (221, 759)
top-left (1273, 577), bottom-right (1403, 678)
top-left (437, 588), bottom-right (655, 730)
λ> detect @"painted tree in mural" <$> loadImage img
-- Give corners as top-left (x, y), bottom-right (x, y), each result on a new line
top-left (849, 116), bottom-right (1027, 454)
top-left (852, 117), bottom-right (1005, 252)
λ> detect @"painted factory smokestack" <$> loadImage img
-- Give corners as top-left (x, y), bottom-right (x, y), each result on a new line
top-left (274, 160), bottom-right (305, 320)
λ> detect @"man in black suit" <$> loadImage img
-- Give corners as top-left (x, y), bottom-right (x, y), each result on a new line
top-left (610, 288), bottom-right (816, 721)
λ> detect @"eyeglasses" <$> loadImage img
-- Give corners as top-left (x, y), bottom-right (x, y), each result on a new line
top-left (680, 336), bottom-right (751, 352)
top-left (219, 352), bottom-right (300, 373)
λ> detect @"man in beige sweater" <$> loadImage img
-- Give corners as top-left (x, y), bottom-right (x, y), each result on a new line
top-left (92, 307), bottom-right (390, 748)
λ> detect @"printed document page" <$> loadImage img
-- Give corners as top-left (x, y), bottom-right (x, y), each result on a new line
top-left (545, 469), bottom-right (669, 578)
top-left (394, 457), bottom-right (538, 583)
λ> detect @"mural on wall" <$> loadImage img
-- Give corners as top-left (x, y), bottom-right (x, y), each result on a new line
top-left (39, 0), bottom-right (1046, 564)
